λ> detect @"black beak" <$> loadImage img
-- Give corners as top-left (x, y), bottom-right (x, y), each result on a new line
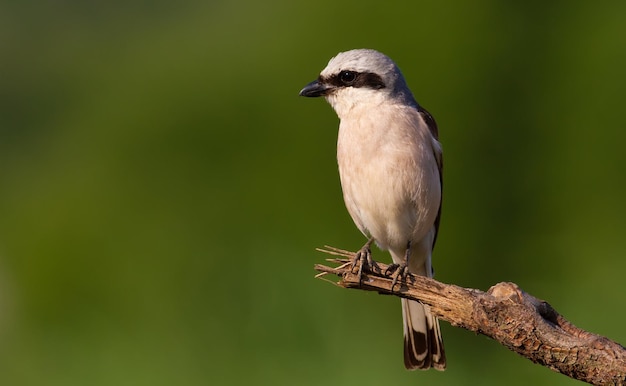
top-left (299, 80), bottom-right (331, 97)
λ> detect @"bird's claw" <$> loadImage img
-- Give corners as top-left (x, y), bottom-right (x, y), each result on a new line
top-left (350, 245), bottom-right (378, 283)
top-left (385, 263), bottom-right (410, 291)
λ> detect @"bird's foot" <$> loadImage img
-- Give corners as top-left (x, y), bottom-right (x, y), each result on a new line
top-left (384, 263), bottom-right (410, 291)
top-left (350, 239), bottom-right (378, 283)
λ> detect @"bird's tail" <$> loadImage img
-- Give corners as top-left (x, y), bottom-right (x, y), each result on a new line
top-left (401, 298), bottom-right (446, 370)
top-left (391, 239), bottom-right (446, 371)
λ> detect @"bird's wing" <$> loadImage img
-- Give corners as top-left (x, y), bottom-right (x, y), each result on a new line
top-left (418, 106), bottom-right (443, 251)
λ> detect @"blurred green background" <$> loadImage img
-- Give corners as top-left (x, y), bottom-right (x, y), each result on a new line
top-left (1, 1), bottom-right (625, 385)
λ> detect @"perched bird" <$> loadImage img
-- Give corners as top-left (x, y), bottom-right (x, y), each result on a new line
top-left (299, 49), bottom-right (445, 370)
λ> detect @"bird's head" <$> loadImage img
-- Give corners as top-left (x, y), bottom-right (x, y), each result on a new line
top-left (299, 49), bottom-right (417, 117)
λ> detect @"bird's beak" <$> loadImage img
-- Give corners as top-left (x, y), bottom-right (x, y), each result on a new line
top-left (299, 80), bottom-right (331, 97)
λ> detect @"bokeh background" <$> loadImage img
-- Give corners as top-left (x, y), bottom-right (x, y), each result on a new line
top-left (1, 1), bottom-right (625, 385)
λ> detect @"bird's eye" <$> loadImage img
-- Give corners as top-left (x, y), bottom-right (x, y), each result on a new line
top-left (339, 71), bottom-right (357, 85)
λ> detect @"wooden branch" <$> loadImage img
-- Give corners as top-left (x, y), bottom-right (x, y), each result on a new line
top-left (314, 246), bottom-right (626, 385)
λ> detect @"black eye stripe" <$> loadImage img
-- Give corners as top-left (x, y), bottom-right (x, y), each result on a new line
top-left (323, 71), bottom-right (386, 90)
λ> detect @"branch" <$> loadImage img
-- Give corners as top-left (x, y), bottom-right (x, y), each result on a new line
top-left (314, 246), bottom-right (626, 385)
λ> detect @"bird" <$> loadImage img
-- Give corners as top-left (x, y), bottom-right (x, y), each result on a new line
top-left (299, 49), bottom-right (445, 370)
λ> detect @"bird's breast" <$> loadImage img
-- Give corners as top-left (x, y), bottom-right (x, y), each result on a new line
top-left (336, 108), bottom-right (441, 251)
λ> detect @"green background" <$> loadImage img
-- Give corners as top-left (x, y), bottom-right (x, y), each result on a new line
top-left (1, 1), bottom-right (625, 385)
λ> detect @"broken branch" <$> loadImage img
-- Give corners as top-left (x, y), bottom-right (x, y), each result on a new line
top-left (315, 246), bottom-right (626, 385)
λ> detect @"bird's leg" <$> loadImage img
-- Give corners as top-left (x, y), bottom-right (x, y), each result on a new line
top-left (385, 241), bottom-right (411, 291)
top-left (351, 237), bottom-right (377, 282)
